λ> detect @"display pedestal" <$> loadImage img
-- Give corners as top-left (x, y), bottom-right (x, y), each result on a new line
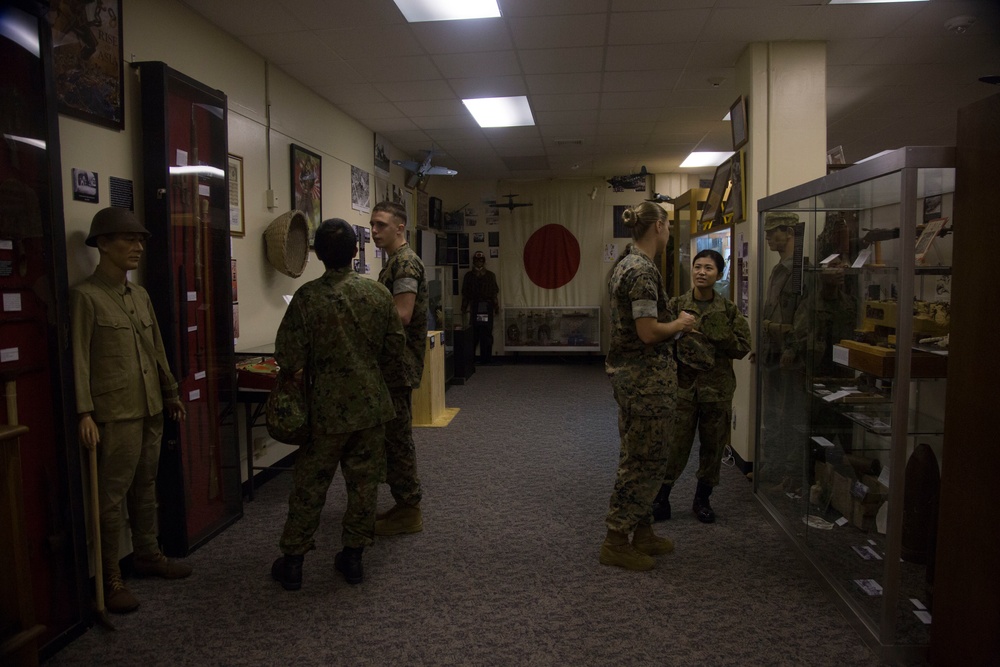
top-left (413, 332), bottom-right (459, 427)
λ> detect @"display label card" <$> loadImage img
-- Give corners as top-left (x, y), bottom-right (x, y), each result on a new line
top-left (194, 371), bottom-right (206, 381)
top-left (820, 253), bottom-right (840, 266)
top-left (878, 465), bottom-right (891, 488)
top-left (852, 248), bottom-right (872, 268)
top-left (199, 184), bottom-right (210, 197)
top-left (811, 436), bottom-right (836, 448)
top-left (187, 291), bottom-right (197, 302)
top-left (851, 480), bottom-right (871, 499)
top-left (176, 149), bottom-right (188, 166)
top-left (914, 610), bottom-right (932, 624)
top-left (188, 389), bottom-right (201, 401)
top-left (868, 539), bottom-right (877, 546)
top-left (853, 579), bottom-right (883, 596)
top-left (835, 516), bottom-right (850, 527)
top-left (824, 389), bottom-right (857, 402)
top-left (910, 598), bottom-right (927, 610)
top-left (832, 345), bottom-right (850, 367)
top-left (429, 335), bottom-right (435, 349)
top-left (187, 325), bottom-right (198, 333)
top-left (0, 347), bottom-right (19, 363)
top-left (3, 292), bottom-right (22, 312)
top-left (852, 545), bottom-right (882, 561)
top-left (0, 240), bottom-right (12, 250)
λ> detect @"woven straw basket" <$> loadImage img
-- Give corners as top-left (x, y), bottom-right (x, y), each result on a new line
top-left (263, 210), bottom-right (309, 278)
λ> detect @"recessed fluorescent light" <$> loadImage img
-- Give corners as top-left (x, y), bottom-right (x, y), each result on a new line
top-left (393, 0), bottom-right (501, 22)
top-left (828, 0), bottom-right (928, 4)
top-left (679, 151), bottom-right (733, 168)
top-left (462, 96), bottom-right (534, 128)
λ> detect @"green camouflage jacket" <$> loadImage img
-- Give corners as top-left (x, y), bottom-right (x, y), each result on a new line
top-left (275, 267), bottom-right (404, 434)
top-left (378, 243), bottom-right (428, 388)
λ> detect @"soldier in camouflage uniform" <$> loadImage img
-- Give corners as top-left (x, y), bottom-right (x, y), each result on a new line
top-left (654, 249), bottom-right (751, 524)
top-left (759, 212), bottom-right (810, 494)
top-left (602, 202), bottom-right (695, 571)
top-left (271, 219), bottom-right (405, 591)
top-left (370, 201), bottom-right (429, 536)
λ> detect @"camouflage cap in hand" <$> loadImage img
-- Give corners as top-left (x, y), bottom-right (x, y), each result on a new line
top-left (676, 331), bottom-right (715, 371)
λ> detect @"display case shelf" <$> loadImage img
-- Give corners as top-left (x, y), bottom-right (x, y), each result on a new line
top-left (754, 147), bottom-right (954, 661)
top-left (503, 307), bottom-right (600, 352)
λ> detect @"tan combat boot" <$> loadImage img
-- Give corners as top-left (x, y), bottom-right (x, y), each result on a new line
top-left (375, 503), bottom-right (423, 536)
top-left (103, 561), bottom-right (139, 614)
top-left (599, 529), bottom-right (655, 571)
top-left (632, 522), bottom-right (675, 556)
top-left (133, 551), bottom-right (193, 579)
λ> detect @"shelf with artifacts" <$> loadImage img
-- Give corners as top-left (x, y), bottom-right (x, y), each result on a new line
top-left (754, 147), bottom-right (954, 661)
top-left (503, 306), bottom-right (601, 352)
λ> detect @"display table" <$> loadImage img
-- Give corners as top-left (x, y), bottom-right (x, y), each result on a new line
top-left (413, 331), bottom-right (459, 427)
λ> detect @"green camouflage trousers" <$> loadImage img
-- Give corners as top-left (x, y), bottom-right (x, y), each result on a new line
top-left (665, 397), bottom-right (732, 487)
top-left (279, 424), bottom-right (385, 554)
top-left (383, 387), bottom-right (423, 506)
top-left (605, 408), bottom-right (670, 533)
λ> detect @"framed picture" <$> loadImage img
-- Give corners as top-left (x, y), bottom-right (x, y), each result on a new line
top-left (290, 144), bottom-right (322, 243)
top-left (700, 160), bottom-right (731, 227)
top-left (723, 150), bottom-right (745, 224)
top-left (50, 0), bottom-right (125, 130)
top-left (729, 96), bottom-right (748, 151)
top-left (489, 248), bottom-right (499, 258)
top-left (915, 217), bottom-right (947, 264)
top-left (71, 168), bottom-right (99, 203)
top-left (473, 232), bottom-right (485, 243)
top-left (227, 154), bottom-right (245, 237)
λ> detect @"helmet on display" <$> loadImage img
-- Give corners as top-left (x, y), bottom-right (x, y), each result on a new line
top-left (86, 207), bottom-right (151, 247)
top-left (763, 211), bottom-right (800, 231)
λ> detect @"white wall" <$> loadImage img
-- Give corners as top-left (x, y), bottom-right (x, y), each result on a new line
top-left (59, 0), bottom-right (406, 352)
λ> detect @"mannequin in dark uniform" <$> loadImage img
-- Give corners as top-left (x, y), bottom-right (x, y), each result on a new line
top-left (461, 251), bottom-right (499, 364)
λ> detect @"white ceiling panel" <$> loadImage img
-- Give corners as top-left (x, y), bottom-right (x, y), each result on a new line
top-left (518, 48), bottom-right (606, 75)
top-left (177, 0), bottom-right (999, 178)
top-left (508, 14), bottom-right (609, 50)
top-left (431, 51), bottom-right (522, 79)
top-left (410, 18), bottom-right (513, 53)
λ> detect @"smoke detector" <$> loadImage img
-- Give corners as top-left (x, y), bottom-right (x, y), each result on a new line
top-left (944, 15), bottom-right (975, 34)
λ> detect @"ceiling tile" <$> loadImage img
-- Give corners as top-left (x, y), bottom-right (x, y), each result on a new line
top-left (394, 99), bottom-right (467, 117)
top-left (508, 14), bottom-right (608, 49)
top-left (240, 31), bottom-right (337, 65)
top-left (316, 25), bottom-right (425, 59)
top-left (503, 155), bottom-right (551, 171)
top-left (365, 117), bottom-right (419, 133)
top-left (431, 51), bottom-right (522, 79)
top-left (410, 115), bottom-right (481, 131)
top-left (698, 6), bottom-right (818, 42)
top-left (538, 124), bottom-right (599, 139)
top-left (600, 88), bottom-right (676, 110)
top-left (501, 0), bottom-right (610, 17)
top-left (279, 59), bottom-right (367, 88)
top-left (599, 108), bottom-right (661, 124)
top-left (535, 109), bottom-right (601, 125)
top-left (613, 0), bottom-right (714, 9)
top-left (673, 68), bottom-right (737, 91)
top-left (601, 70), bottom-right (683, 93)
top-left (410, 18), bottom-right (513, 53)
top-left (596, 121), bottom-right (657, 136)
top-left (182, 0), bottom-right (306, 34)
top-left (518, 47), bottom-right (605, 75)
top-left (797, 5), bottom-right (926, 41)
top-left (449, 75), bottom-right (528, 99)
top-left (526, 72), bottom-right (603, 95)
top-left (605, 44), bottom-right (698, 71)
top-left (344, 56), bottom-right (441, 82)
top-left (281, 0), bottom-right (404, 30)
top-left (607, 10), bottom-right (712, 44)
top-left (374, 80), bottom-right (455, 102)
top-left (313, 83), bottom-right (387, 105)
top-left (338, 102), bottom-right (405, 120)
top-left (530, 93), bottom-right (601, 112)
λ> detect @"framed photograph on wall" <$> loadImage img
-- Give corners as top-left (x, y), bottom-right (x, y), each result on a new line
top-left (700, 160), bottom-right (731, 228)
top-left (729, 96), bottom-right (748, 151)
top-left (290, 144), bottom-right (322, 243)
top-left (227, 154), bottom-right (245, 237)
top-left (723, 150), bottom-right (746, 224)
top-left (50, 0), bottom-right (125, 130)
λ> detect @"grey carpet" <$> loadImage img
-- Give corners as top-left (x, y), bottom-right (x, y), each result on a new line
top-left (48, 362), bottom-right (883, 667)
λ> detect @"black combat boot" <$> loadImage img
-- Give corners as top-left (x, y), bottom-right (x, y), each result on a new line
top-left (335, 546), bottom-right (364, 585)
top-left (692, 481), bottom-right (716, 524)
top-left (271, 554), bottom-right (304, 591)
top-left (652, 483), bottom-right (672, 522)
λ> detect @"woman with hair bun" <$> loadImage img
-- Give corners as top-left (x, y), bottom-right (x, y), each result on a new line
top-left (600, 202), bottom-right (695, 571)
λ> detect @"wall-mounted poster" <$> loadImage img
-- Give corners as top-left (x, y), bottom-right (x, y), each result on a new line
top-left (723, 151), bottom-right (745, 224)
top-left (228, 154), bottom-right (245, 237)
top-left (729, 95), bottom-right (748, 151)
top-left (71, 168), bottom-right (98, 203)
top-left (700, 161), bottom-right (730, 229)
top-left (290, 144), bottom-right (322, 242)
top-left (374, 134), bottom-right (390, 176)
top-left (51, 0), bottom-right (125, 130)
top-left (351, 166), bottom-right (370, 213)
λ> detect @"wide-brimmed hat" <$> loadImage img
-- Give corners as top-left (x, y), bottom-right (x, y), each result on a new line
top-left (264, 210), bottom-right (310, 278)
top-left (764, 211), bottom-right (800, 231)
top-left (86, 207), bottom-right (150, 247)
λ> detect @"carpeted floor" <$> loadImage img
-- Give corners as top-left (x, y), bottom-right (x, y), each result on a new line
top-left (47, 362), bottom-right (884, 666)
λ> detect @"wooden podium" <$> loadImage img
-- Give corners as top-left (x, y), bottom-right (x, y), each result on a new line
top-left (412, 331), bottom-right (459, 427)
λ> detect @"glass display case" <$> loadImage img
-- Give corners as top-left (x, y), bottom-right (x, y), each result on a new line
top-left (754, 147), bottom-right (954, 661)
top-left (669, 188), bottom-right (707, 296)
top-left (137, 61), bottom-right (242, 555)
top-left (503, 307), bottom-right (600, 352)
